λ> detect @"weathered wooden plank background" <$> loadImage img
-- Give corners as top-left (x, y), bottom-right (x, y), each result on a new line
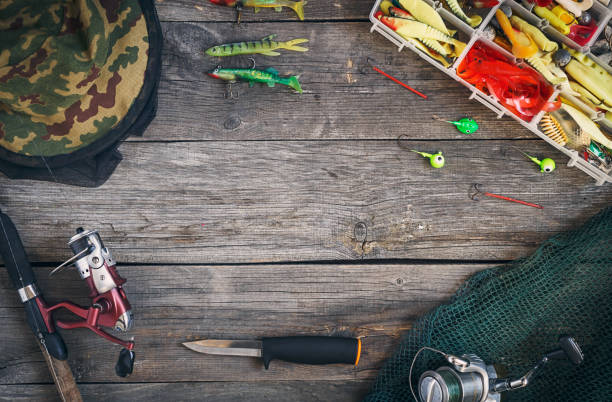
top-left (1, 0), bottom-right (611, 401)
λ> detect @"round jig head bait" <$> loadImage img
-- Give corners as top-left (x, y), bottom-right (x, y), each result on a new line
top-left (513, 147), bottom-right (556, 173)
top-left (411, 150), bottom-right (445, 168)
top-left (434, 115), bottom-right (479, 134)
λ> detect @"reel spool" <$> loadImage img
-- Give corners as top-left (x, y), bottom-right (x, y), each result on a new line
top-left (415, 336), bottom-right (584, 402)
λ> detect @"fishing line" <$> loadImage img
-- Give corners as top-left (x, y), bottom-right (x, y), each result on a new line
top-left (409, 346), bottom-right (449, 402)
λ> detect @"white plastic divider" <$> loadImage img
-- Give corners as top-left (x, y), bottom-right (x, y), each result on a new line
top-left (368, 0), bottom-right (612, 185)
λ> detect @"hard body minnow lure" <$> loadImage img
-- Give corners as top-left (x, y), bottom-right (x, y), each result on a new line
top-left (209, 0), bottom-right (305, 21)
top-left (206, 35), bottom-right (308, 57)
top-left (208, 66), bottom-right (303, 93)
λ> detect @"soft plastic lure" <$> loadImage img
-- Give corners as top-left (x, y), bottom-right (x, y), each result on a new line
top-left (471, 0), bottom-right (499, 8)
top-left (444, 0), bottom-right (482, 27)
top-left (208, 66), bottom-right (302, 93)
top-left (206, 35), bottom-right (308, 57)
top-left (457, 42), bottom-right (560, 121)
top-left (434, 116), bottom-right (479, 134)
top-left (495, 9), bottom-right (538, 58)
top-left (412, 150), bottom-right (445, 168)
top-left (398, 0), bottom-right (450, 34)
top-left (209, 0), bottom-right (305, 20)
top-left (539, 114), bottom-right (568, 146)
top-left (377, 14), bottom-right (466, 56)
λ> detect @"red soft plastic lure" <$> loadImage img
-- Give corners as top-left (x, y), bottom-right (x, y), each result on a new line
top-left (525, 0), bottom-right (553, 7)
top-left (456, 42), bottom-right (560, 121)
top-left (568, 22), bottom-right (598, 46)
top-left (470, 0), bottom-right (499, 8)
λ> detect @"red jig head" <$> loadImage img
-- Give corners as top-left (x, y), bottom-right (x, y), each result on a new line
top-left (48, 228), bottom-right (135, 377)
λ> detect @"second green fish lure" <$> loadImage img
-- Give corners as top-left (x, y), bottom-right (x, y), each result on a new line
top-left (206, 35), bottom-right (309, 57)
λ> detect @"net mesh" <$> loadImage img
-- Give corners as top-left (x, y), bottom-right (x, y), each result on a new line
top-left (364, 207), bottom-right (612, 402)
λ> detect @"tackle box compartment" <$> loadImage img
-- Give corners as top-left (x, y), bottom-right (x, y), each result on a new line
top-left (369, 0), bottom-right (612, 185)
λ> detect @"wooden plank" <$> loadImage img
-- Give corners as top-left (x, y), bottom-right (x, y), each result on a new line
top-left (1, 140), bottom-right (610, 264)
top-left (0, 381), bottom-right (369, 402)
top-left (156, 0), bottom-right (374, 22)
top-left (0, 263), bottom-right (486, 384)
top-left (151, 21), bottom-right (537, 141)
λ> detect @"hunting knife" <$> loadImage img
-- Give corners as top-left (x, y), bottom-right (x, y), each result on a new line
top-left (183, 336), bottom-right (361, 369)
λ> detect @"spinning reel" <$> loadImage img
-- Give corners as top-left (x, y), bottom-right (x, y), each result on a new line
top-left (50, 228), bottom-right (136, 377)
top-left (413, 336), bottom-right (584, 402)
top-left (0, 210), bottom-right (135, 377)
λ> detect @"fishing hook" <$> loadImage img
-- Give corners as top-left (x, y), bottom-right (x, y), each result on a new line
top-left (248, 57), bottom-right (256, 69)
top-left (396, 134), bottom-right (412, 151)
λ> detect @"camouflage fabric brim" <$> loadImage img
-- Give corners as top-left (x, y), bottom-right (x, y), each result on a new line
top-left (0, 0), bottom-right (158, 167)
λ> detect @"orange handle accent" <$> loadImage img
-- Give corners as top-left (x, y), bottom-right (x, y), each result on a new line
top-left (354, 338), bottom-right (362, 366)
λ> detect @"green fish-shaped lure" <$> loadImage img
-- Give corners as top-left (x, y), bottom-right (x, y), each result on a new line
top-left (208, 66), bottom-right (302, 93)
top-left (434, 116), bottom-right (479, 134)
top-left (412, 150), bottom-right (445, 168)
top-left (209, 0), bottom-right (305, 21)
top-left (206, 35), bottom-right (309, 57)
top-left (515, 148), bottom-right (556, 173)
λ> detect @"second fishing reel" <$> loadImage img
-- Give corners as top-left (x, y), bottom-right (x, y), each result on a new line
top-left (413, 336), bottom-right (584, 402)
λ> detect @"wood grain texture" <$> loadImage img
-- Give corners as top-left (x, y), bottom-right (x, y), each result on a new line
top-left (0, 263), bottom-right (486, 384)
top-left (150, 21), bottom-right (539, 141)
top-left (0, 141), bottom-right (610, 264)
top-left (0, 381), bottom-right (368, 402)
top-left (156, 0), bottom-right (374, 22)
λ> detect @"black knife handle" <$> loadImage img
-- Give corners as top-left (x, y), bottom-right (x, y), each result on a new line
top-left (0, 209), bottom-right (67, 360)
top-left (261, 336), bottom-right (361, 369)
top-left (0, 209), bottom-right (36, 288)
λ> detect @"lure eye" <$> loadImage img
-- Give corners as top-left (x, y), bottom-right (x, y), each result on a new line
top-left (465, 130), bottom-right (471, 133)
top-left (436, 156), bottom-right (443, 162)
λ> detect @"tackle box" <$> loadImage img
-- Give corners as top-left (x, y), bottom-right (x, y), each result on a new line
top-left (369, 0), bottom-right (612, 185)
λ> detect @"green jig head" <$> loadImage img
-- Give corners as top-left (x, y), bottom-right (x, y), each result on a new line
top-left (412, 150), bottom-right (445, 168)
top-left (539, 158), bottom-right (556, 173)
top-left (514, 147), bottom-right (556, 173)
top-left (434, 116), bottom-right (479, 134)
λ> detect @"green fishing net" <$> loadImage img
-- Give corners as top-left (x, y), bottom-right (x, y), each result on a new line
top-left (364, 206), bottom-right (612, 402)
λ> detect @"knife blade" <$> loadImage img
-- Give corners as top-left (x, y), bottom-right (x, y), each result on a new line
top-left (183, 336), bottom-right (361, 369)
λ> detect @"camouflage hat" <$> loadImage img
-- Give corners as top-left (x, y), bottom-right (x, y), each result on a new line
top-left (0, 0), bottom-right (162, 186)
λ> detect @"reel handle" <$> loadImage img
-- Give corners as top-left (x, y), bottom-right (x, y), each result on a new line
top-left (0, 209), bottom-right (68, 360)
top-left (115, 348), bottom-right (135, 377)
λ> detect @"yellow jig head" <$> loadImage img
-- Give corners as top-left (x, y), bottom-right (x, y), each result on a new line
top-left (514, 147), bottom-right (556, 173)
top-left (412, 150), bottom-right (445, 168)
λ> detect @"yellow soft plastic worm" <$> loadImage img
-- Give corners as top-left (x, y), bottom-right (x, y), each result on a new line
top-left (534, 6), bottom-right (571, 35)
top-left (510, 16), bottom-right (558, 52)
top-left (565, 58), bottom-right (612, 107)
